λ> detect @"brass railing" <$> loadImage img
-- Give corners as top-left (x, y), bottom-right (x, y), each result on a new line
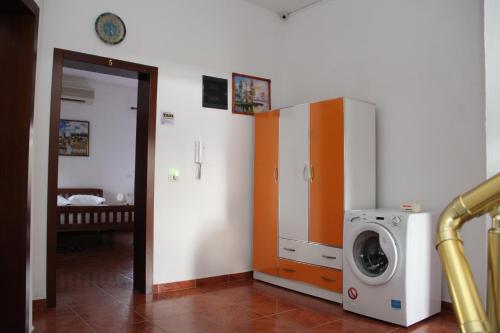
top-left (436, 173), bottom-right (500, 333)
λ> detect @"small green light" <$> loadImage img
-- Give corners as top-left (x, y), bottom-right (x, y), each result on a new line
top-left (169, 168), bottom-right (179, 180)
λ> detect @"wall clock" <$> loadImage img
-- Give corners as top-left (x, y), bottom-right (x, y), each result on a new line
top-left (95, 12), bottom-right (126, 45)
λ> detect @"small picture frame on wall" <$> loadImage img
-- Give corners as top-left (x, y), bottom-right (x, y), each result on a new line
top-left (58, 119), bottom-right (90, 156)
top-left (202, 75), bottom-right (228, 110)
top-left (232, 73), bottom-right (271, 116)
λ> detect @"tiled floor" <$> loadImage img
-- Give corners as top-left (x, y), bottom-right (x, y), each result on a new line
top-left (33, 231), bottom-right (458, 332)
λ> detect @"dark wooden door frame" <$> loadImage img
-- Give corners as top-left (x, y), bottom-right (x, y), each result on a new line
top-left (47, 49), bottom-right (157, 307)
top-left (0, 0), bottom-right (39, 331)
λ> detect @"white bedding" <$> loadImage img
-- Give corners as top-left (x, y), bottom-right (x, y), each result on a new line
top-left (57, 194), bottom-right (106, 206)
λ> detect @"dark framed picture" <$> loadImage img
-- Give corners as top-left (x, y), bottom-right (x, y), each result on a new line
top-left (58, 119), bottom-right (90, 156)
top-left (232, 73), bottom-right (271, 115)
top-left (203, 75), bottom-right (228, 110)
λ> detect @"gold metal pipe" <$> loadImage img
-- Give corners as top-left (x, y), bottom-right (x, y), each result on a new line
top-left (438, 239), bottom-right (490, 332)
top-left (436, 173), bottom-right (500, 333)
top-left (488, 211), bottom-right (500, 332)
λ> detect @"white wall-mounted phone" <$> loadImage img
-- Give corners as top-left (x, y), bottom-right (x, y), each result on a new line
top-left (194, 140), bottom-right (204, 179)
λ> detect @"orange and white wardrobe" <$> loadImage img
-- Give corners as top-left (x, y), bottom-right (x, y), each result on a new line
top-left (253, 97), bottom-right (375, 303)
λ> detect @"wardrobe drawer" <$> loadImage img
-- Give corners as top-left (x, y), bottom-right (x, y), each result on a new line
top-left (279, 238), bottom-right (342, 270)
top-left (278, 259), bottom-right (342, 293)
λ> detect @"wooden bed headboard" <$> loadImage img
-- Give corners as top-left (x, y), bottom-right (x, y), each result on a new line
top-left (58, 188), bottom-right (103, 198)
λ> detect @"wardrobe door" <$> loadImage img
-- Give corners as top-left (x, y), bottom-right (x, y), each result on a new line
top-left (309, 99), bottom-right (344, 247)
top-left (279, 104), bottom-right (310, 241)
top-left (253, 110), bottom-right (279, 276)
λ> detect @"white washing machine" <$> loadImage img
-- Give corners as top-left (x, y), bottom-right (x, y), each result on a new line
top-left (343, 210), bottom-right (442, 327)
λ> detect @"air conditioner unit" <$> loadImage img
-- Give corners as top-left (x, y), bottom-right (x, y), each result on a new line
top-left (61, 85), bottom-right (95, 104)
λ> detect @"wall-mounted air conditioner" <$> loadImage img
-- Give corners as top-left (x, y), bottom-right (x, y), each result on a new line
top-left (61, 85), bottom-right (95, 104)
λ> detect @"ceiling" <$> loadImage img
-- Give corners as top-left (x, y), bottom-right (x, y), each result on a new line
top-left (63, 67), bottom-right (138, 88)
top-left (242, 0), bottom-right (324, 14)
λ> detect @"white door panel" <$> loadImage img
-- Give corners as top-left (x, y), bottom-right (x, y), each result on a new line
top-left (279, 104), bottom-right (309, 241)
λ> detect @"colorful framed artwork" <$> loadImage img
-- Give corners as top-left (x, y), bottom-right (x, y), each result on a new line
top-left (232, 73), bottom-right (271, 115)
top-left (58, 119), bottom-right (90, 156)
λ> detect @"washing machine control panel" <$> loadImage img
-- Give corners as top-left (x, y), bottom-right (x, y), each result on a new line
top-left (347, 211), bottom-right (407, 227)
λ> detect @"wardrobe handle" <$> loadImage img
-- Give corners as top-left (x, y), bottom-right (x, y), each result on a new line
top-left (321, 255), bottom-right (337, 260)
top-left (310, 165), bottom-right (315, 182)
top-left (321, 276), bottom-right (336, 282)
top-left (283, 247), bottom-right (296, 252)
top-left (274, 167), bottom-right (278, 183)
top-left (283, 268), bottom-right (296, 273)
top-left (303, 165), bottom-right (309, 181)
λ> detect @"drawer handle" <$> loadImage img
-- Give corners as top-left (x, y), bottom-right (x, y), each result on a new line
top-left (321, 276), bottom-right (336, 282)
top-left (321, 255), bottom-right (337, 260)
top-left (283, 247), bottom-right (296, 252)
top-left (283, 268), bottom-right (296, 273)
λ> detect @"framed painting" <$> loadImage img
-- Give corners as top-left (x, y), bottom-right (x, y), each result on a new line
top-left (58, 119), bottom-right (90, 156)
top-left (232, 73), bottom-right (271, 115)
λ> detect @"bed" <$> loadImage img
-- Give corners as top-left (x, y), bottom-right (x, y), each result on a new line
top-left (57, 188), bottom-right (134, 232)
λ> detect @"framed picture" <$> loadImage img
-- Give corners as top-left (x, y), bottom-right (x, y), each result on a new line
top-left (203, 75), bottom-right (228, 110)
top-left (58, 119), bottom-right (90, 156)
top-left (232, 73), bottom-right (271, 115)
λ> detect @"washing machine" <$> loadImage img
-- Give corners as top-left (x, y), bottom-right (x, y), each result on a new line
top-left (343, 210), bottom-right (442, 327)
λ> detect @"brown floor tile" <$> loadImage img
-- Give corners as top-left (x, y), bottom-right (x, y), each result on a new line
top-left (198, 304), bottom-right (264, 327)
top-left (199, 282), bottom-right (261, 302)
top-left (149, 312), bottom-right (223, 333)
top-left (57, 285), bottom-right (116, 307)
top-left (270, 307), bottom-right (340, 331)
top-left (70, 300), bottom-right (145, 332)
top-left (305, 316), bottom-right (395, 333)
top-left (110, 289), bottom-right (163, 306)
top-left (104, 321), bottom-right (165, 333)
top-left (240, 294), bottom-right (298, 316)
top-left (133, 298), bottom-right (188, 321)
top-left (227, 316), bottom-right (300, 333)
top-left (32, 231), bottom-right (457, 333)
top-left (32, 306), bottom-right (93, 333)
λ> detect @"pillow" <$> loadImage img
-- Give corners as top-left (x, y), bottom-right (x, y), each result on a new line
top-left (57, 195), bottom-right (70, 206)
top-left (67, 194), bottom-right (106, 206)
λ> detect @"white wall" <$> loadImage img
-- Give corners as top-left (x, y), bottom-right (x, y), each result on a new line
top-left (58, 72), bottom-right (137, 203)
top-left (485, 0), bottom-right (500, 179)
top-left (31, 0), bottom-right (285, 300)
top-left (279, 0), bottom-right (486, 302)
top-left (32, 0), bottom-right (488, 305)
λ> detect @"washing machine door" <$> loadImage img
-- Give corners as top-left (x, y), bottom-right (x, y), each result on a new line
top-left (347, 222), bottom-right (398, 286)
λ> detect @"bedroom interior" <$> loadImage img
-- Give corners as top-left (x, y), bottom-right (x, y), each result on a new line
top-left (55, 66), bottom-right (138, 304)
top-left (2, 0), bottom-right (500, 332)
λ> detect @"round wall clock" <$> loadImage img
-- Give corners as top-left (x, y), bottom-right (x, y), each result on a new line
top-left (95, 12), bottom-right (126, 45)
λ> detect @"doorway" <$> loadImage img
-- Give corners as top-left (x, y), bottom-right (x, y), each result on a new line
top-left (47, 49), bottom-right (157, 307)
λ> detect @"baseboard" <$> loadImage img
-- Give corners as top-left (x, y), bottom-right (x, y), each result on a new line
top-left (32, 299), bottom-right (47, 311)
top-left (441, 301), bottom-right (454, 313)
top-left (153, 271), bottom-right (253, 294)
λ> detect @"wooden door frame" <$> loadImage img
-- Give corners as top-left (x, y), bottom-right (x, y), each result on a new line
top-left (46, 48), bottom-right (157, 307)
top-left (0, 0), bottom-right (39, 331)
